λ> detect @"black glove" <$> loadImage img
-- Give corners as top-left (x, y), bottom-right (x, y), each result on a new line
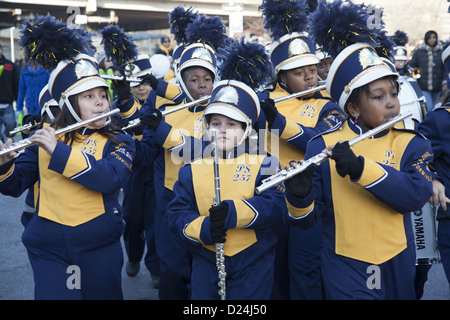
top-left (331, 141), bottom-right (363, 179)
top-left (139, 73), bottom-right (159, 90)
top-left (20, 114), bottom-right (41, 138)
top-left (284, 161), bottom-right (317, 198)
top-left (209, 201), bottom-right (228, 243)
top-left (112, 76), bottom-right (130, 102)
top-left (22, 114), bottom-right (41, 126)
top-left (140, 109), bottom-right (162, 131)
top-left (260, 98), bottom-right (278, 127)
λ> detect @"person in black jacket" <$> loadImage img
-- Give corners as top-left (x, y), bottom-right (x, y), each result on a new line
top-left (0, 42), bottom-right (20, 142)
top-left (409, 30), bottom-right (448, 112)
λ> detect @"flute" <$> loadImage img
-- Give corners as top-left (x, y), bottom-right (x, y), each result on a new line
top-left (211, 129), bottom-right (226, 300)
top-left (255, 111), bottom-right (413, 195)
top-left (273, 84), bottom-right (326, 103)
top-left (121, 95), bottom-right (211, 131)
top-left (100, 74), bottom-right (141, 82)
top-left (9, 121), bottom-right (40, 135)
top-left (0, 109), bottom-right (119, 157)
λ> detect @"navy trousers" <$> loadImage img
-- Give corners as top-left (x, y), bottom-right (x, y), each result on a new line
top-left (22, 212), bottom-right (125, 300)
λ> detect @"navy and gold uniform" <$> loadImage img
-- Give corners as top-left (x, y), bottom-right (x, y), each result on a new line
top-left (260, 83), bottom-right (345, 168)
top-left (258, 83), bottom-right (344, 299)
top-left (166, 76), bottom-right (285, 299)
top-left (0, 129), bottom-right (135, 299)
top-left (115, 54), bottom-right (182, 281)
top-left (286, 117), bottom-right (433, 299)
top-left (168, 149), bottom-right (284, 299)
top-left (139, 95), bottom-right (207, 299)
top-left (418, 102), bottom-right (450, 288)
top-left (137, 41), bottom-right (219, 299)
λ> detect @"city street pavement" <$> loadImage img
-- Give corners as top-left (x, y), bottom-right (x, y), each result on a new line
top-left (0, 192), bottom-right (158, 300)
top-left (1, 192), bottom-right (449, 300)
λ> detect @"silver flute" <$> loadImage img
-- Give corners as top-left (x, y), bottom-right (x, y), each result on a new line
top-left (273, 84), bottom-right (326, 103)
top-left (211, 129), bottom-right (226, 300)
top-left (255, 111), bottom-right (413, 195)
top-left (120, 95), bottom-right (211, 131)
top-left (0, 109), bottom-right (119, 157)
top-left (9, 121), bottom-right (40, 135)
top-left (123, 84), bottom-right (325, 131)
top-left (100, 74), bottom-right (141, 82)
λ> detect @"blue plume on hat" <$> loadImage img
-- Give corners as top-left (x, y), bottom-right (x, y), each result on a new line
top-left (259, 0), bottom-right (309, 40)
top-left (76, 28), bottom-right (96, 56)
top-left (309, 0), bottom-right (379, 58)
top-left (185, 14), bottom-right (227, 51)
top-left (100, 24), bottom-right (138, 67)
top-left (217, 37), bottom-right (274, 91)
top-left (374, 30), bottom-right (395, 60)
top-left (393, 30), bottom-right (409, 46)
top-left (169, 6), bottom-right (199, 44)
top-left (19, 14), bottom-right (90, 71)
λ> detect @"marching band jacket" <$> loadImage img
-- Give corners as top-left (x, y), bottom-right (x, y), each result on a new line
top-left (419, 103), bottom-right (450, 219)
top-left (167, 144), bottom-right (285, 258)
top-left (138, 86), bottom-right (207, 191)
top-left (258, 83), bottom-right (346, 168)
top-left (0, 128), bottom-right (135, 227)
top-left (285, 118), bottom-right (434, 264)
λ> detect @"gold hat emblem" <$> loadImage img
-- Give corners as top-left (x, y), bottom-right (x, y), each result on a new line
top-left (395, 48), bottom-right (406, 56)
top-left (191, 47), bottom-right (213, 64)
top-left (74, 59), bottom-right (99, 79)
top-left (288, 38), bottom-right (311, 57)
top-left (124, 63), bottom-right (141, 77)
top-left (212, 86), bottom-right (239, 105)
top-left (359, 48), bottom-right (384, 70)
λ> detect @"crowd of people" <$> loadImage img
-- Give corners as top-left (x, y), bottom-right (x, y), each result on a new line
top-left (0, 0), bottom-right (449, 300)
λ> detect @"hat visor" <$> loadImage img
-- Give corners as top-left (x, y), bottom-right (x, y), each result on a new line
top-left (179, 60), bottom-right (216, 78)
top-left (337, 67), bottom-right (399, 110)
top-left (276, 55), bottom-right (320, 72)
top-left (204, 103), bottom-right (248, 125)
top-left (65, 76), bottom-right (109, 98)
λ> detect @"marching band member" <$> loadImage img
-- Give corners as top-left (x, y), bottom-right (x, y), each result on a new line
top-left (258, 0), bottom-right (346, 300)
top-left (284, 0), bottom-right (434, 299)
top-left (418, 45), bottom-right (450, 291)
top-left (166, 56), bottom-right (285, 299)
top-left (115, 54), bottom-right (160, 285)
top-left (392, 30), bottom-right (410, 77)
top-left (138, 14), bottom-right (228, 299)
top-left (0, 15), bottom-right (135, 299)
top-left (19, 85), bottom-right (61, 228)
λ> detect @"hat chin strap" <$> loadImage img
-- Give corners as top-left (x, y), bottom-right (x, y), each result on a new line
top-left (175, 70), bottom-right (196, 103)
top-left (62, 97), bottom-right (111, 130)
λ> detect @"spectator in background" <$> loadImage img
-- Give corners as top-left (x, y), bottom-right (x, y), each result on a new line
top-left (16, 60), bottom-right (50, 117)
top-left (409, 30), bottom-right (448, 112)
top-left (155, 35), bottom-right (173, 59)
top-left (0, 42), bottom-right (20, 143)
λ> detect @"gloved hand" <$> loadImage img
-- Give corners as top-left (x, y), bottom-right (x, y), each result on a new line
top-left (209, 201), bottom-right (228, 243)
top-left (331, 141), bottom-right (363, 179)
top-left (112, 76), bottom-right (130, 102)
top-left (140, 109), bottom-right (162, 131)
top-left (284, 161), bottom-right (317, 198)
top-left (260, 98), bottom-right (278, 127)
top-left (138, 73), bottom-right (159, 90)
top-left (22, 114), bottom-right (41, 126)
